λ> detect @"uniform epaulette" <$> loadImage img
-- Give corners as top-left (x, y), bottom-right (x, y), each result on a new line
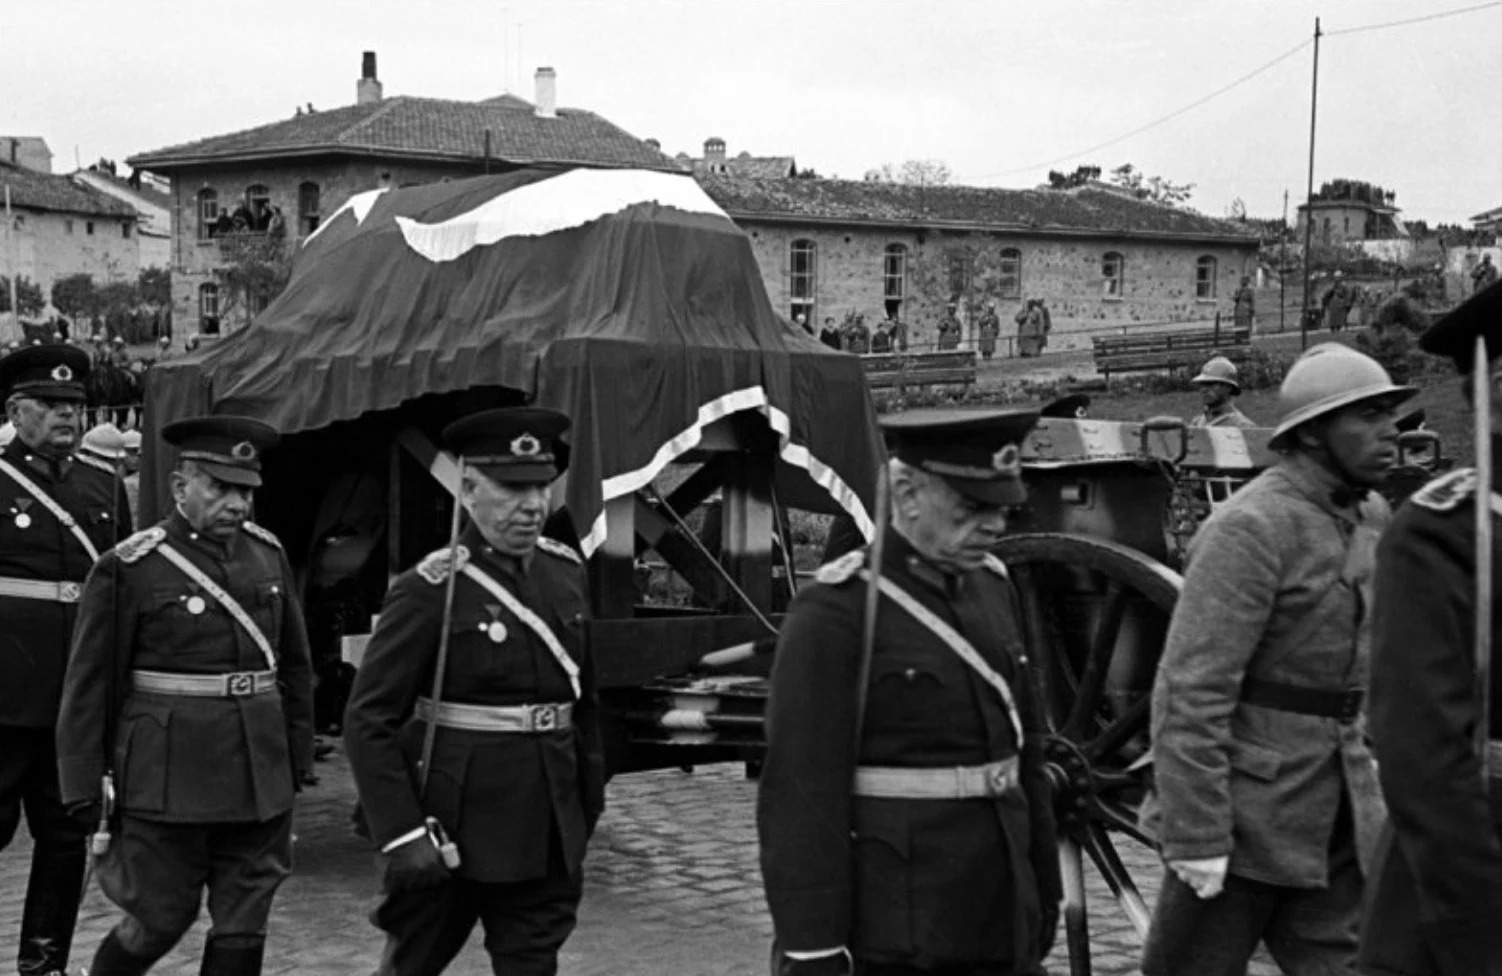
top-left (536, 536), bottom-right (583, 565)
top-left (981, 553), bottom-right (1010, 580)
top-left (416, 545), bottom-right (470, 585)
top-left (814, 549), bottom-right (866, 586)
top-left (241, 521), bottom-right (283, 549)
top-left (75, 453), bottom-right (116, 475)
top-left (1412, 468), bottom-right (1477, 512)
top-left (115, 526), bottom-right (166, 563)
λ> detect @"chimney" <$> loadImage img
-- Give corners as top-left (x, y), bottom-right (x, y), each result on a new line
top-left (704, 137), bottom-right (726, 173)
top-left (534, 67), bottom-right (557, 119)
top-left (644, 138), bottom-right (661, 152)
top-left (357, 51), bottom-right (383, 105)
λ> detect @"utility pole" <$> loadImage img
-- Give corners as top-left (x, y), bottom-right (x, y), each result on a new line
top-left (1299, 17), bottom-right (1322, 351)
top-left (1280, 189), bottom-right (1289, 333)
top-left (4, 185), bottom-right (18, 345)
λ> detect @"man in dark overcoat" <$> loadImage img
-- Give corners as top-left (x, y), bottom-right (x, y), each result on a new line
top-left (56, 415), bottom-right (313, 976)
top-left (1359, 278), bottom-right (1502, 976)
top-left (0, 344), bottom-right (131, 976)
top-left (758, 407), bottom-right (1061, 976)
top-left (344, 406), bottom-right (605, 976)
top-left (1142, 343), bottom-right (1412, 975)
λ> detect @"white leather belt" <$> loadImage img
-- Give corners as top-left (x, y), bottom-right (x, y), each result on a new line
top-left (132, 669), bottom-right (277, 698)
top-left (853, 757), bottom-right (1019, 799)
top-left (0, 576), bottom-right (81, 603)
top-left (414, 697), bottom-right (573, 733)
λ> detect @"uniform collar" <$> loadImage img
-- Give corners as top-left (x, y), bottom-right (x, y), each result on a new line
top-left (884, 523), bottom-right (966, 597)
top-left (463, 524), bottom-right (534, 578)
top-left (1277, 452), bottom-right (1369, 522)
top-left (169, 506), bottom-right (237, 557)
top-left (3, 435), bottom-right (71, 480)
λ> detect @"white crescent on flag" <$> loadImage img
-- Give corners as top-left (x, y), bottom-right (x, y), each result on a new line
top-left (303, 188), bottom-right (388, 245)
top-left (394, 168), bottom-right (733, 264)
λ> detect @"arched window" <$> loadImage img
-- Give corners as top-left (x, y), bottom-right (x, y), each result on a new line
top-left (198, 283), bottom-right (220, 335)
top-left (883, 244), bottom-right (907, 299)
top-left (1195, 255), bottom-right (1217, 300)
top-left (196, 188), bottom-right (218, 240)
top-left (244, 183), bottom-right (272, 232)
top-left (1102, 251), bottom-right (1125, 299)
top-left (998, 248), bottom-right (1022, 299)
top-left (789, 239), bottom-right (817, 323)
top-left (298, 182), bottom-right (321, 235)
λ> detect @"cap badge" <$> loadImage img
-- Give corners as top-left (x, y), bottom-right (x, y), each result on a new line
top-left (992, 444), bottom-right (1021, 476)
top-left (50, 365), bottom-right (73, 382)
top-left (510, 433), bottom-right (541, 457)
top-left (230, 441), bottom-right (258, 461)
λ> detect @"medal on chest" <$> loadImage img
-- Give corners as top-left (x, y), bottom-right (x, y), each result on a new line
top-left (183, 593), bottom-right (207, 615)
top-left (478, 604), bottom-right (507, 643)
top-left (12, 499), bottom-right (31, 529)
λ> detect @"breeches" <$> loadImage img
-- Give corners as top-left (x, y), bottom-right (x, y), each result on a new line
top-left (98, 811), bottom-right (293, 956)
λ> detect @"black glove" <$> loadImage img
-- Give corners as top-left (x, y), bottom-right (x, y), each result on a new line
top-left (777, 952), bottom-right (851, 976)
top-left (381, 836), bottom-right (450, 893)
top-left (68, 800), bottom-right (102, 827)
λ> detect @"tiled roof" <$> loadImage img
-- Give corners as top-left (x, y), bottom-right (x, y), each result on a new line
top-left (75, 169), bottom-right (173, 210)
top-left (127, 96), bottom-right (677, 172)
top-left (0, 161), bottom-right (137, 218)
top-left (696, 175), bottom-right (1260, 244)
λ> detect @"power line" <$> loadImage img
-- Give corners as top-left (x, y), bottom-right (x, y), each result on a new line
top-left (967, 39), bottom-right (1311, 181)
top-left (1326, 0), bottom-right (1502, 36)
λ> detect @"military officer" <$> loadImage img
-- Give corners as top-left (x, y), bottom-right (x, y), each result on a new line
top-left (1359, 278), bottom-right (1502, 976)
top-left (758, 407), bottom-right (1061, 976)
top-left (343, 406), bottom-right (605, 976)
top-left (55, 415), bottom-right (314, 976)
top-left (0, 344), bottom-right (131, 976)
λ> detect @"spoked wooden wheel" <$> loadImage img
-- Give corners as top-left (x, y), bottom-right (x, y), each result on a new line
top-left (996, 533), bottom-right (1183, 976)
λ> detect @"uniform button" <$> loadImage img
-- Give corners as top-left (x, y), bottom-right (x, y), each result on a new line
top-left (903, 668), bottom-right (917, 681)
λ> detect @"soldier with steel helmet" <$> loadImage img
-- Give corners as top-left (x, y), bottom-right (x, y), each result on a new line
top-left (56, 415), bottom-right (313, 976)
top-left (343, 406), bottom-right (604, 976)
top-left (1187, 356), bottom-right (1257, 429)
top-left (1142, 343), bottom-right (1412, 975)
top-left (0, 343), bottom-right (132, 976)
top-left (1360, 279), bottom-right (1502, 976)
top-left (758, 406), bottom-right (1061, 976)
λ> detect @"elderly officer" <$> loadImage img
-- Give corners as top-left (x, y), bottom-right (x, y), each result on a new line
top-left (1359, 279), bottom-right (1502, 975)
top-left (55, 416), bottom-right (314, 976)
top-left (344, 406), bottom-right (605, 976)
top-left (1142, 343), bottom-right (1413, 975)
top-left (0, 344), bottom-right (131, 976)
top-left (758, 407), bottom-right (1061, 976)
top-left (1188, 356), bottom-right (1257, 429)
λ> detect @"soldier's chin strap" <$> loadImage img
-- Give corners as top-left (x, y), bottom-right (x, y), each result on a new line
top-left (1474, 334), bottom-right (1493, 783)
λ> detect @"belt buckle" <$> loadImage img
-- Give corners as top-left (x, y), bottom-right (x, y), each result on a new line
top-left (986, 763), bottom-right (1013, 796)
top-left (530, 704), bottom-right (558, 731)
top-left (1338, 690), bottom-right (1363, 723)
top-left (58, 581), bottom-right (81, 603)
top-left (226, 672), bottom-right (256, 697)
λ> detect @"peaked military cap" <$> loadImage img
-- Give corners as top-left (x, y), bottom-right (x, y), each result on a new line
top-left (162, 415), bottom-right (280, 487)
top-left (881, 406), bottom-right (1039, 506)
top-left (1419, 278), bottom-right (1502, 371)
top-left (0, 344), bottom-right (90, 402)
top-left (443, 406), bottom-right (571, 484)
top-left (1040, 393), bottom-right (1090, 419)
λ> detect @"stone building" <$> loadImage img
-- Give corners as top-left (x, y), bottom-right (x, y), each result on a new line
top-left (695, 175), bottom-right (1261, 351)
top-left (127, 52), bottom-right (677, 335)
top-left (72, 163), bottom-right (172, 269)
top-left (1296, 179), bottom-right (1407, 245)
top-left (676, 138), bottom-right (798, 178)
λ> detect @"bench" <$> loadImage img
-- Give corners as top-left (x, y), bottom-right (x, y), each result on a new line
top-left (1092, 326), bottom-right (1252, 380)
top-left (861, 350), bottom-right (978, 392)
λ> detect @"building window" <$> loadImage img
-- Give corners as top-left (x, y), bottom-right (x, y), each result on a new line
top-left (197, 189), bottom-right (218, 240)
top-left (122, 222), bottom-right (132, 240)
top-left (1102, 252), bottom-right (1125, 299)
top-left (947, 251), bottom-right (972, 300)
top-left (199, 283), bottom-right (220, 335)
top-left (85, 221), bottom-right (95, 236)
top-left (789, 239), bottom-right (816, 323)
top-left (1195, 256), bottom-right (1217, 300)
top-left (998, 248), bottom-right (1022, 299)
top-left (298, 181), bottom-right (321, 235)
top-left (64, 219), bottom-right (73, 235)
top-left (244, 184), bottom-right (272, 232)
top-left (883, 244), bottom-right (907, 319)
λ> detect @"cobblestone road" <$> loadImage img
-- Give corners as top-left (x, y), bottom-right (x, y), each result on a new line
top-left (1, 748), bottom-right (1276, 975)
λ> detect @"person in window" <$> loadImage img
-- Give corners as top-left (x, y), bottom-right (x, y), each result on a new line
top-left (869, 319), bottom-right (893, 355)
top-left (818, 317), bottom-right (842, 350)
top-left (842, 315), bottom-right (871, 355)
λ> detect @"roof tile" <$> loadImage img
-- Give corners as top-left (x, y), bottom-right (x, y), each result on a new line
top-left (0, 162), bottom-right (137, 218)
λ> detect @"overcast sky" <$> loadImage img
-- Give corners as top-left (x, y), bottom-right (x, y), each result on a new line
top-left (6, 0), bottom-right (1499, 224)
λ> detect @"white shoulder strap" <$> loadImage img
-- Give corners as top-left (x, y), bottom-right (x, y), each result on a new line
top-left (0, 456), bottom-right (102, 562)
top-left (155, 542), bottom-right (277, 671)
top-left (460, 563), bottom-right (581, 699)
top-left (862, 569), bottom-right (1023, 744)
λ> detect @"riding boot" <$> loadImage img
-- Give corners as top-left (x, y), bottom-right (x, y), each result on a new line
top-left (199, 935), bottom-right (266, 976)
top-left (17, 843), bottom-right (86, 976)
top-left (85, 931), bottom-right (159, 976)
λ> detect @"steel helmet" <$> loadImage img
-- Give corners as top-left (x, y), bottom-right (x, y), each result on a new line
top-left (1190, 356), bottom-right (1241, 394)
top-left (1269, 343), bottom-right (1415, 449)
top-left (0, 422), bottom-right (13, 448)
top-left (81, 422), bottom-right (127, 460)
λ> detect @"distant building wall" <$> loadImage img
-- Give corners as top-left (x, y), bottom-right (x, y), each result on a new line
top-left (6, 207), bottom-right (138, 307)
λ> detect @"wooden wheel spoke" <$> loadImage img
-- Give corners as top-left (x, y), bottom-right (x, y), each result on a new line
top-left (1084, 696), bottom-right (1149, 761)
top-left (1063, 580), bottom-right (1127, 736)
top-left (1081, 824), bottom-right (1153, 939)
top-left (1087, 796), bottom-right (1154, 848)
top-left (1013, 566), bottom-right (1064, 732)
top-left (1059, 838), bottom-right (1092, 976)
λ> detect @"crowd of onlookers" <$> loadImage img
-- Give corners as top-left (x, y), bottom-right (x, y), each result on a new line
top-left (795, 298), bottom-right (1055, 359)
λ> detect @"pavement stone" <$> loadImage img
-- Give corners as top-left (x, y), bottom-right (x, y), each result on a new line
top-left (0, 747), bottom-right (1277, 976)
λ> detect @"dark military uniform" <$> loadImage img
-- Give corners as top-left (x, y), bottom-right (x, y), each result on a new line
top-left (55, 418), bottom-right (313, 976)
top-left (0, 345), bottom-right (130, 976)
top-left (758, 530), bottom-right (1060, 975)
top-left (1359, 281), bottom-right (1502, 976)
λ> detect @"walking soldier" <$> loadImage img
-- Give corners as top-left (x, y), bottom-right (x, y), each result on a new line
top-left (758, 407), bottom-right (1061, 976)
top-left (56, 416), bottom-right (314, 976)
top-left (343, 407), bottom-right (605, 976)
top-left (0, 344), bottom-right (131, 976)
